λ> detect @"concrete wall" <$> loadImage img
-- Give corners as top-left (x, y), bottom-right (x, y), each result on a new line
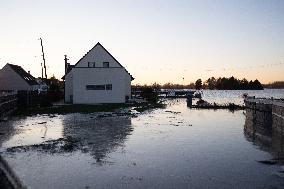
top-left (72, 68), bottom-right (128, 104)
top-left (0, 65), bottom-right (31, 91)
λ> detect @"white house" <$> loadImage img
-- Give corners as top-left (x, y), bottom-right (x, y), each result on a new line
top-left (0, 63), bottom-right (39, 91)
top-left (63, 42), bottom-right (134, 104)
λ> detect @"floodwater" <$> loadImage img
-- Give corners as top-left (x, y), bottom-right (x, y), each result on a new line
top-left (0, 89), bottom-right (284, 189)
top-left (201, 88), bottom-right (284, 105)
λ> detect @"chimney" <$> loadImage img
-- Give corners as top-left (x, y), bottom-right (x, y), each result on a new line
top-left (64, 55), bottom-right (69, 74)
top-left (28, 71), bottom-right (30, 74)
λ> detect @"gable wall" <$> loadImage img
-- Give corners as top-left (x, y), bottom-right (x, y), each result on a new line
top-left (0, 65), bottom-right (31, 91)
top-left (75, 45), bottom-right (122, 68)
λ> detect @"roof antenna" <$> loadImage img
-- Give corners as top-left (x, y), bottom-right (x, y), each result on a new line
top-left (39, 38), bottom-right (47, 79)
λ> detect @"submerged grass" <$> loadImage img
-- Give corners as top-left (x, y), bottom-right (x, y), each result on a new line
top-left (6, 136), bottom-right (80, 154)
top-left (133, 102), bottom-right (166, 112)
top-left (190, 102), bottom-right (245, 111)
top-left (14, 104), bottom-right (128, 115)
top-left (13, 102), bottom-right (166, 116)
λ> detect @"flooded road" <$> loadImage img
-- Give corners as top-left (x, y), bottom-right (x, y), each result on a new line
top-left (1, 99), bottom-right (284, 189)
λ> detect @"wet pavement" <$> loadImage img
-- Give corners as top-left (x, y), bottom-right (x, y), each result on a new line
top-left (1, 99), bottom-right (284, 189)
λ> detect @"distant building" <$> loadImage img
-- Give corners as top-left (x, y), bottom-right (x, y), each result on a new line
top-left (0, 63), bottom-right (39, 91)
top-left (63, 42), bottom-right (134, 104)
top-left (36, 78), bottom-right (48, 93)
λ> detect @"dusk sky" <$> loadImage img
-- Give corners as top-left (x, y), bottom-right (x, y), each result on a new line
top-left (0, 0), bottom-right (283, 84)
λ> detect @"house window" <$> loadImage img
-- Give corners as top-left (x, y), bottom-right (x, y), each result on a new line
top-left (86, 85), bottom-right (105, 90)
top-left (86, 84), bottom-right (112, 90)
top-left (88, 62), bottom-right (96, 67)
top-left (106, 84), bottom-right (112, 90)
top-left (103, 62), bottom-right (109, 68)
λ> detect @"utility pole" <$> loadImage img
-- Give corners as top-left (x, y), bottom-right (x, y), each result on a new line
top-left (41, 62), bottom-right (43, 79)
top-left (39, 38), bottom-right (47, 79)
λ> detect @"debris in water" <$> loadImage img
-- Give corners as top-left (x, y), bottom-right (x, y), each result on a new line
top-left (0, 118), bottom-right (8, 122)
top-left (257, 160), bottom-right (277, 165)
top-left (6, 136), bottom-right (80, 154)
top-left (38, 122), bottom-right (47, 124)
top-left (165, 110), bottom-right (181, 114)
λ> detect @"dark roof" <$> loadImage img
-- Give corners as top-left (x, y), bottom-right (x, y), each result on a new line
top-left (8, 64), bottom-right (39, 85)
top-left (64, 42), bottom-right (134, 80)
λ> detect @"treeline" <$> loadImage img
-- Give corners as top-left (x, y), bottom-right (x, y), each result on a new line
top-left (198, 77), bottom-right (263, 90)
top-left (263, 81), bottom-right (284, 89)
top-left (132, 83), bottom-right (194, 90)
top-left (132, 76), bottom-right (264, 90)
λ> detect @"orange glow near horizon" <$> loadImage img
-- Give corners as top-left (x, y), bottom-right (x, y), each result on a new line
top-left (0, 0), bottom-right (283, 84)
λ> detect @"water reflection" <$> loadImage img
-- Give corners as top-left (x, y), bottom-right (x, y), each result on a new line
top-left (0, 120), bottom-right (17, 150)
top-left (2, 101), bottom-right (284, 188)
top-left (1, 115), bottom-right (64, 149)
top-left (244, 112), bottom-right (284, 160)
top-left (62, 114), bottom-right (133, 164)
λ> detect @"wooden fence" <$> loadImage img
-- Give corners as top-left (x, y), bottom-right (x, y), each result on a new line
top-left (0, 92), bottom-right (17, 118)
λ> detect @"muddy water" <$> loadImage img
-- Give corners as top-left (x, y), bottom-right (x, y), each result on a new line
top-left (1, 99), bottom-right (284, 189)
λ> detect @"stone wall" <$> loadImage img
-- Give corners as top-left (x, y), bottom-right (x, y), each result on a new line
top-left (245, 97), bottom-right (284, 134)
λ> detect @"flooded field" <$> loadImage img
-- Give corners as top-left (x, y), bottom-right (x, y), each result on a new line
top-left (1, 96), bottom-right (284, 188)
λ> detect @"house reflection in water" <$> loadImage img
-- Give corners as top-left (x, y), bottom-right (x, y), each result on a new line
top-left (244, 113), bottom-right (284, 160)
top-left (62, 115), bottom-right (133, 164)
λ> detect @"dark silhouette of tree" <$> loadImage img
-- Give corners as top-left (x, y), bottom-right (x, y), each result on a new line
top-left (202, 76), bottom-right (263, 90)
top-left (195, 79), bottom-right (202, 90)
top-left (251, 79), bottom-right (263, 90)
top-left (47, 75), bottom-right (64, 102)
top-left (152, 82), bottom-right (161, 92)
top-left (131, 76), bottom-right (263, 91)
top-left (140, 87), bottom-right (158, 103)
top-left (263, 81), bottom-right (284, 89)
top-left (205, 77), bottom-right (216, 90)
top-left (240, 78), bottom-right (249, 89)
